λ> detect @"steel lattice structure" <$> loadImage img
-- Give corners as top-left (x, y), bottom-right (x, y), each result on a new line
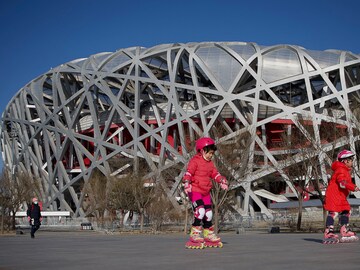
top-left (2, 42), bottom-right (360, 218)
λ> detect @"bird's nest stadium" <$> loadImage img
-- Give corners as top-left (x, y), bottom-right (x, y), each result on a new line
top-left (2, 41), bottom-right (360, 219)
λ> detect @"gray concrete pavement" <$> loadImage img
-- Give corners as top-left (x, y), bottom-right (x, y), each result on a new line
top-left (1, 230), bottom-right (360, 270)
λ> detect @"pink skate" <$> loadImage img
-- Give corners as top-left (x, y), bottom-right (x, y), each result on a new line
top-left (339, 225), bottom-right (359, 243)
top-left (185, 226), bottom-right (204, 249)
top-left (203, 226), bottom-right (223, 248)
top-left (322, 227), bottom-right (339, 244)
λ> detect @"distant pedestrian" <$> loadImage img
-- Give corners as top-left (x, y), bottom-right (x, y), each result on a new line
top-left (27, 197), bottom-right (42, 238)
top-left (323, 150), bottom-right (360, 244)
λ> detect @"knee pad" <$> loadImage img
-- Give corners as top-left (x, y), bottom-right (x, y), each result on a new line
top-left (204, 205), bottom-right (213, 222)
top-left (193, 200), bottom-right (205, 220)
top-left (339, 211), bottom-right (350, 225)
top-left (326, 211), bottom-right (337, 227)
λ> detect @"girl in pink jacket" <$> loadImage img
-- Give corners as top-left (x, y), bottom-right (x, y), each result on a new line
top-left (183, 137), bottom-right (228, 248)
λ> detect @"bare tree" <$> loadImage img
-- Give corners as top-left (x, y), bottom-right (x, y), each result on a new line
top-left (146, 190), bottom-right (174, 232)
top-left (82, 170), bottom-right (111, 228)
top-left (211, 130), bottom-right (253, 232)
top-left (210, 179), bottom-right (228, 232)
top-left (0, 169), bottom-right (41, 232)
top-left (182, 198), bottom-right (191, 234)
top-left (109, 172), bottom-right (156, 232)
top-left (279, 115), bottom-right (344, 230)
top-left (108, 175), bottom-right (136, 228)
top-left (132, 175), bottom-right (156, 231)
top-left (0, 171), bottom-right (11, 233)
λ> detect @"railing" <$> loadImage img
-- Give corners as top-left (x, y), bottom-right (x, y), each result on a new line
top-left (15, 211), bottom-right (72, 227)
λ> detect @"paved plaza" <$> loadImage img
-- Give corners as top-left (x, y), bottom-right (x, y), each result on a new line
top-left (1, 230), bottom-right (360, 270)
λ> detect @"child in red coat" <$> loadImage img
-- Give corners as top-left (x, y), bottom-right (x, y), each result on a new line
top-left (183, 137), bottom-right (228, 248)
top-left (323, 150), bottom-right (360, 242)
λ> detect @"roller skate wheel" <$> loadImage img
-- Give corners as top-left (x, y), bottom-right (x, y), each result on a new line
top-left (204, 241), bottom-right (223, 248)
top-left (339, 236), bottom-right (359, 243)
top-left (185, 242), bottom-right (204, 249)
top-left (188, 245), bottom-right (203, 249)
top-left (322, 239), bottom-right (339, 244)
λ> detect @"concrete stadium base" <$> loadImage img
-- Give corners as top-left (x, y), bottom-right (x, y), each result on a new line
top-left (0, 230), bottom-right (359, 270)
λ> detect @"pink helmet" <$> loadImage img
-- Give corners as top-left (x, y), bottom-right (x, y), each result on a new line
top-left (195, 137), bottom-right (215, 151)
top-left (337, 150), bottom-right (355, 160)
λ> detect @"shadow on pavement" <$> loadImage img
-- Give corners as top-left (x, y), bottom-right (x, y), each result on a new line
top-left (303, 238), bottom-right (323, 244)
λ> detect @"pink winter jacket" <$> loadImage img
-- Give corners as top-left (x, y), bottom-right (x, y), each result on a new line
top-left (324, 161), bottom-right (356, 212)
top-left (183, 153), bottom-right (222, 195)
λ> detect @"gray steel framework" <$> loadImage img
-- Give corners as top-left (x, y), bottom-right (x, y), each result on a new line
top-left (2, 42), bottom-right (360, 218)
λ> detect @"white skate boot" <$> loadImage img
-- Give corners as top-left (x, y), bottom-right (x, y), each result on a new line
top-left (185, 226), bottom-right (204, 249)
top-left (203, 226), bottom-right (223, 248)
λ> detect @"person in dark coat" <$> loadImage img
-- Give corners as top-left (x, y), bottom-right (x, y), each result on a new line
top-left (27, 197), bottom-right (42, 238)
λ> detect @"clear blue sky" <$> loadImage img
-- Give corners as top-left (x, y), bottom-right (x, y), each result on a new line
top-left (0, 0), bottom-right (360, 169)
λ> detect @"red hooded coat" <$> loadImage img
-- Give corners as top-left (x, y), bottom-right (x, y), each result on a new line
top-left (183, 153), bottom-right (222, 195)
top-left (324, 161), bottom-right (356, 212)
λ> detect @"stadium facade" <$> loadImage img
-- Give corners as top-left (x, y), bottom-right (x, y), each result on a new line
top-left (2, 42), bottom-right (360, 219)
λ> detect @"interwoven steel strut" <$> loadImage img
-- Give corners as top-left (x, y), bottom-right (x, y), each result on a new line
top-left (2, 42), bottom-right (360, 218)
